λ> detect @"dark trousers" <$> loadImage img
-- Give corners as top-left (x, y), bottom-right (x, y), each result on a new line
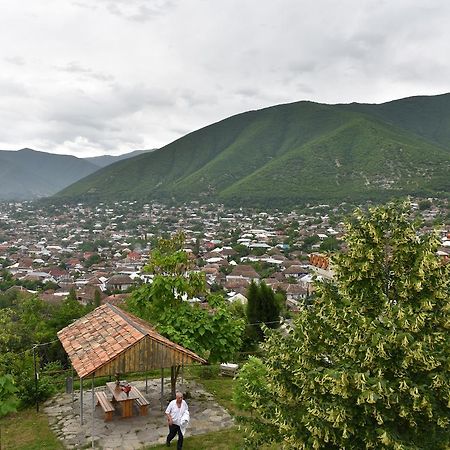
top-left (167, 424), bottom-right (183, 449)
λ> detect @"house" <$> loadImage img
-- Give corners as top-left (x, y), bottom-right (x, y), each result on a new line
top-left (226, 265), bottom-right (260, 283)
top-left (283, 264), bottom-right (307, 279)
top-left (285, 283), bottom-right (309, 304)
top-left (309, 252), bottom-right (334, 280)
top-left (106, 274), bottom-right (134, 291)
top-left (224, 278), bottom-right (250, 293)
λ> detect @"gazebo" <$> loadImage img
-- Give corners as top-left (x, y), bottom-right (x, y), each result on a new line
top-left (57, 303), bottom-right (207, 426)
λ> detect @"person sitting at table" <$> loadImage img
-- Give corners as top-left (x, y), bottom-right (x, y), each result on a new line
top-left (165, 391), bottom-right (189, 449)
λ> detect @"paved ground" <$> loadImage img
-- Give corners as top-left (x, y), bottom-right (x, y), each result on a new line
top-left (43, 379), bottom-right (234, 449)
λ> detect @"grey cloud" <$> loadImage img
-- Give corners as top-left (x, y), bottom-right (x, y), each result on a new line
top-left (0, 78), bottom-right (29, 97)
top-left (234, 87), bottom-right (261, 99)
top-left (178, 89), bottom-right (218, 108)
top-left (392, 60), bottom-right (450, 84)
top-left (287, 60), bottom-right (320, 75)
top-left (1, 0), bottom-right (450, 156)
top-left (57, 61), bottom-right (91, 74)
top-left (294, 83), bottom-right (315, 95)
top-left (115, 83), bottom-right (176, 109)
top-left (74, 0), bottom-right (178, 22)
top-left (4, 56), bottom-right (25, 66)
top-left (170, 126), bottom-right (192, 136)
top-left (56, 62), bottom-right (115, 82)
top-left (37, 83), bottom-right (176, 151)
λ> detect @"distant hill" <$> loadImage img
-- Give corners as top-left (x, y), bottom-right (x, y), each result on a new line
top-left (53, 93), bottom-right (450, 206)
top-left (0, 148), bottom-right (158, 201)
top-left (85, 149), bottom-right (156, 168)
top-left (0, 148), bottom-right (100, 200)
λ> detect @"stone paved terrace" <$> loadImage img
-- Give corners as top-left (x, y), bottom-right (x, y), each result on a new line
top-left (43, 379), bottom-right (234, 449)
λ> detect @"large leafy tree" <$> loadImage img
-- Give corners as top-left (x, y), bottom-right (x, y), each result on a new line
top-left (132, 232), bottom-right (205, 309)
top-left (235, 203), bottom-right (450, 449)
top-left (128, 233), bottom-right (244, 393)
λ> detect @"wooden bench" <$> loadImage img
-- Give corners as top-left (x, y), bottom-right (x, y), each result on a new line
top-left (95, 391), bottom-right (115, 421)
top-left (131, 387), bottom-right (150, 416)
top-left (220, 363), bottom-right (239, 377)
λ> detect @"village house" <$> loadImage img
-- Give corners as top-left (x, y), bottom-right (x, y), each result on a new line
top-left (226, 264), bottom-right (260, 283)
top-left (106, 274), bottom-right (135, 291)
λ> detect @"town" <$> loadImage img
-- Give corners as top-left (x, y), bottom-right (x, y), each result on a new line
top-left (1, 198), bottom-right (448, 311)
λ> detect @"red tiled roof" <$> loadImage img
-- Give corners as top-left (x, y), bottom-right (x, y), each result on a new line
top-left (57, 304), bottom-right (206, 379)
top-left (102, 293), bottom-right (129, 306)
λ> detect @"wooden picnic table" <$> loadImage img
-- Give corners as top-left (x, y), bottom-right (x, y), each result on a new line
top-left (106, 381), bottom-right (140, 418)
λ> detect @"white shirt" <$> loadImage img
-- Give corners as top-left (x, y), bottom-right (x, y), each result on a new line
top-left (165, 399), bottom-right (188, 426)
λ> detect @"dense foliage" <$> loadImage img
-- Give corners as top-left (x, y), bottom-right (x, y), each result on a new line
top-left (0, 294), bottom-right (91, 406)
top-left (128, 233), bottom-right (245, 363)
top-left (0, 375), bottom-right (18, 418)
top-left (235, 203), bottom-right (450, 449)
top-left (246, 281), bottom-right (281, 343)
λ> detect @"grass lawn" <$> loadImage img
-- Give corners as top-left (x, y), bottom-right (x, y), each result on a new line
top-left (0, 408), bottom-right (64, 450)
top-left (147, 427), bottom-right (244, 449)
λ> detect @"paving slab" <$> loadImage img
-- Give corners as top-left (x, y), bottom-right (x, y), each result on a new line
top-left (43, 379), bottom-right (234, 449)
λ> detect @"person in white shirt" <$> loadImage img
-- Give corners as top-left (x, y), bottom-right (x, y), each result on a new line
top-left (165, 391), bottom-right (189, 449)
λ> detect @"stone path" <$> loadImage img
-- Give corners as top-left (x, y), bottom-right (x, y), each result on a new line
top-left (43, 379), bottom-right (234, 449)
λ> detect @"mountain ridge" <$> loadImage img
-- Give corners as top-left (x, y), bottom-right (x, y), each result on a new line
top-left (0, 148), bottom-right (154, 200)
top-left (0, 149), bottom-right (99, 200)
top-left (56, 93), bottom-right (450, 206)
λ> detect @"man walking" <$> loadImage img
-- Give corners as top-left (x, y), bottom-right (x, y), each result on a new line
top-left (165, 391), bottom-right (189, 449)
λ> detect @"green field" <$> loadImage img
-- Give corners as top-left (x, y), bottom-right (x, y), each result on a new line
top-left (0, 409), bottom-right (64, 450)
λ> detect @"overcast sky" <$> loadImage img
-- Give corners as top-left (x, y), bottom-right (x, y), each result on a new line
top-left (1, 0), bottom-right (450, 157)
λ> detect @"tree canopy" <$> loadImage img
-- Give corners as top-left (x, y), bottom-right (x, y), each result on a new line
top-left (128, 233), bottom-right (244, 364)
top-left (246, 280), bottom-right (281, 343)
top-left (0, 293), bottom-right (90, 407)
top-left (235, 202), bottom-right (450, 449)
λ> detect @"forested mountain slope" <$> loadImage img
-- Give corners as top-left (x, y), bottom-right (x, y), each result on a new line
top-left (56, 94), bottom-right (450, 206)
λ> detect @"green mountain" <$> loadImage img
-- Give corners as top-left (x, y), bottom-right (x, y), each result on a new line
top-left (0, 148), bottom-right (159, 200)
top-left (84, 149), bottom-right (157, 168)
top-left (342, 93), bottom-right (450, 149)
top-left (0, 148), bottom-right (99, 200)
top-left (56, 94), bottom-right (450, 206)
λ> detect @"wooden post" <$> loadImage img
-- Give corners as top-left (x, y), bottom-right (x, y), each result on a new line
top-left (91, 374), bottom-right (95, 449)
top-left (80, 377), bottom-right (84, 425)
top-left (145, 338), bottom-right (149, 394)
top-left (91, 374), bottom-right (95, 448)
top-left (160, 367), bottom-right (164, 411)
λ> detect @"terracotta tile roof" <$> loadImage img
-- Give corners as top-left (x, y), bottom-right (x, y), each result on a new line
top-left (57, 303), bottom-right (206, 379)
top-left (102, 293), bottom-right (129, 306)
